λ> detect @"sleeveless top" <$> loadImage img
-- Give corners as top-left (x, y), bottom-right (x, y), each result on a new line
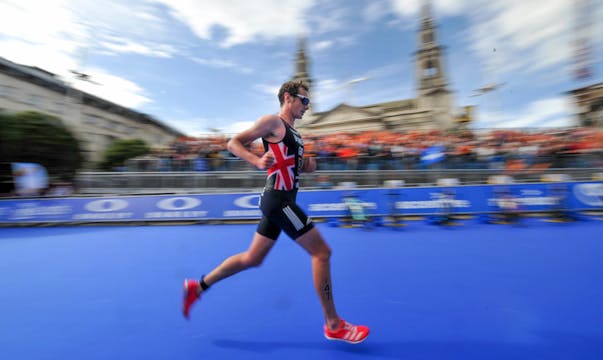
top-left (262, 119), bottom-right (304, 191)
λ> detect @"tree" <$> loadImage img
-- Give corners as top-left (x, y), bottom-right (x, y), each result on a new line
top-left (99, 139), bottom-right (150, 170)
top-left (0, 111), bottom-right (83, 181)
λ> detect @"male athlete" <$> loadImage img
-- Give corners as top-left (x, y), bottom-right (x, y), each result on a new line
top-left (182, 80), bottom-right (369, 344)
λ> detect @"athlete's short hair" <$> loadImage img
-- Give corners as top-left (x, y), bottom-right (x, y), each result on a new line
top-left (278, 80), bottom-right (309, 106)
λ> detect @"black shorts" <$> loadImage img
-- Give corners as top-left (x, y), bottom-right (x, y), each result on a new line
top-left (256, 189), bottom-right (314, 240)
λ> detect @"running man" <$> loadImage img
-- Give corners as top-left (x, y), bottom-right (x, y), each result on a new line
top-left (182, 80), bottom-right (369, 344)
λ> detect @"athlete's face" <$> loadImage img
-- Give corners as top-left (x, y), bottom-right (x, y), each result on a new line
top-left (291, 88), bottom-right (310, 120)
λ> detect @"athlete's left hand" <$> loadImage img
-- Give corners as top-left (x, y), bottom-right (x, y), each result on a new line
top-left (302, 157), bottom-right (317, 173)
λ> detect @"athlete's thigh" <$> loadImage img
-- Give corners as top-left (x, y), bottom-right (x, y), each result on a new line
top-left (246, 231), bottom-right (277, 261)
top-left (295, 226), bottom-right (330, 257)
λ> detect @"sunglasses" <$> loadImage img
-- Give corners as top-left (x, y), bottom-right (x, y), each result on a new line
top-left (296, 94), bottom-right (311, 106)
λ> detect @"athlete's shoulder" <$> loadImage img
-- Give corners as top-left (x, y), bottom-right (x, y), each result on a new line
top-left (257, 114), bottom-right (281, 127)
top-left (257, 114), bottom-right (286, 141)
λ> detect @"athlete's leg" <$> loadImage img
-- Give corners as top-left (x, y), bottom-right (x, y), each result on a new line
top-left (183, 228), bottom-right (277, 318)
top-left (295, 227), bottom-right (341, 330)
top-left (201, 232), bottom-right (276, 293)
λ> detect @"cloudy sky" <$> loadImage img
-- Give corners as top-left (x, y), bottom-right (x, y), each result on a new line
top-left (1, 0), bottom-right (601, 136)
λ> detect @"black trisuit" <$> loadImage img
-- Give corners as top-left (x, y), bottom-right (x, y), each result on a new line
top-left (256, 119), bottom-right (314, 240)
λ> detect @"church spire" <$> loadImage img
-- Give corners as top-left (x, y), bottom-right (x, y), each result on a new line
top-left (293, 35), bottom-right (312, 91)
top-left (415, 0), bottom-right (449, 96)
top-left (421, 0), bottom-right (434, 28)
top-left (415, 0), bottom-right (454, 129)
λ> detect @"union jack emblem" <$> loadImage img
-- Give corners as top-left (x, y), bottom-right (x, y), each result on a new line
top-left (267, 142), bottom-right (296, 190)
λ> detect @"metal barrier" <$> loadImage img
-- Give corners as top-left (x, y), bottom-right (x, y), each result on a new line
top-left (75, 167), bottom-right (603, 195)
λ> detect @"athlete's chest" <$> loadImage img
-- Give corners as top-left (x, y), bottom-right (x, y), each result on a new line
top-left (284, 126), bottom-right (304, 151)
top-left (268, 124), bottom-right (303, 154)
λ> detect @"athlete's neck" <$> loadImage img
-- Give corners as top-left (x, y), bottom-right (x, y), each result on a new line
top-left (278, 113), bottom-right (295, 127)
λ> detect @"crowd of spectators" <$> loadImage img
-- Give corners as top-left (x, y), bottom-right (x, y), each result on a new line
top-left (127, 127), bottom-right (603, 173)
top-left (3, 127), bottom-right (602, 198)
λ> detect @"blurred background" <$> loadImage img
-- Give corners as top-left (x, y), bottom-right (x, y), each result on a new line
top-left (1, 0), bottom-right (602, 197)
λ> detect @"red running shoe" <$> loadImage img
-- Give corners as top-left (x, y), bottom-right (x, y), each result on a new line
top-left (324, 319), bottom-right (369, 344)
top-left (182, 279), bottom-right (200, 319)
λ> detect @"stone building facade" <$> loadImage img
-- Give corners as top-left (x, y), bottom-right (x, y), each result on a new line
top-left (0, 57), bottom-right (182, 165)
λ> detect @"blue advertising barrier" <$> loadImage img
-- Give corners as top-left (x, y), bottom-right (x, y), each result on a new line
top-left (0, 182), bottom-right (601, 224)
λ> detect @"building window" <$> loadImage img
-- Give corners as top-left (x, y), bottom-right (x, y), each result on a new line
top-left (0, 85), bottom-right (17, 100)
top-left (84, 114), bottom-right (97, 126)
top-left (28, 94), bottom-right (44, 109)
top-left (53, 101), bottom-right (65, 115)
top-left (105, 134), bottom-right (117, 147)
top-left (125, 126), bottom-right (138, 135)
top-left (84, 114), bottom-right (111, 127)
top-left (423, 32), bottom-right (433, 43)
top-left (423, 59), bottom-right (438, 77)
top-left (108, 120), bottom-right (121, 132)
top-left (101, 118), bottom-right (115, 130)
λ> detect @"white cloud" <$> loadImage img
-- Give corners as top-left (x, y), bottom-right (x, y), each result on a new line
top-left (310, 61), bottom-right (409, 110)
top-left (363, 0), bottom-right (390, 23)
top-left (0, 39), bottom-right (79, 77)
top-left (366, 63), bottom-right (406, 79)
top-left (313, 40), bottom-right (334, 52)
top-left (254, 84), bottom-right (280, 98)
top-left (313, 78), bottom-right (346, 108)
top-left (512, 97), bottom-right (575, 128)
top-left (97, 35), bottom-right (176, 58)
top-left (162, 116), bottom-right (212, 136)
top-left (192, 56), bottom-right (253, 74)
top-left (389, 0), bottom-right (421, 17)
top-left (386, 0), bottom-right (587, 84)
top-left (472, 97), bottom-right (576, 129)
top-left (156, 0), bottom-right (318, 48)
top-left (220, 121), bottom-right (255, 135)
top-left (72, 68), bottom-right (152, 109)
top-left (0, 0), bottom-right (83, 71)
top-left (154, 115), bottom-right (255, 137)
top-left (0, 0), bottom-right (164, 111)
top-left (179, 117), bottom-right (255, 137)
top-left (309, 38), bottom-right (354, 56)
top-left (307, 3), bottom-right (350, 35)
top-left (389, 0), bottom-right (470, 18)
top-left (0, 0), bottom-right (81, 44)
top-left (467, 0), bottom-right (574, 79)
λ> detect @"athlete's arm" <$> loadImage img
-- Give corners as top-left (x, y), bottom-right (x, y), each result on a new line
top-left (227, 114), bottom-right (281, 170)
top-left (301, 156), bottom-right (317, 173)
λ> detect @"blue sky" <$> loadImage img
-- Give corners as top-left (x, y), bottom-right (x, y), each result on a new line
top-left (1, 0), bottom-right (602, 136)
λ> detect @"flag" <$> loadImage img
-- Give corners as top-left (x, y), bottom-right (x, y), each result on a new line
top-left (11, 162), bottom-right (48, 196)
top-left (421, 145), bottom-right (446, 165)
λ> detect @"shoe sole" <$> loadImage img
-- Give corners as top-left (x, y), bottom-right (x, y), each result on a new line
top-left (324, 334), bottom-right (368, 344)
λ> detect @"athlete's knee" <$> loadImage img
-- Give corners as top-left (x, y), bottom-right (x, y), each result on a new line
top-left (242, 252), bottom-right (265, 268)
top-left (314, 244), bottom-right (332, 263)
top-left (299, 229), bottom-right (332, 262)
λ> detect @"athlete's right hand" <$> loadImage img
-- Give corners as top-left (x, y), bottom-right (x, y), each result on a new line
top-left (255, 151), bottom-right (275, 170)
